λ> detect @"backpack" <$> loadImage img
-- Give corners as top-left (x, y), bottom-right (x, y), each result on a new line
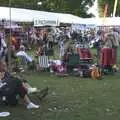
top-left (0, 76), bottom-right (19, 105)
top-left (91, 66), bottom-right (102, 80)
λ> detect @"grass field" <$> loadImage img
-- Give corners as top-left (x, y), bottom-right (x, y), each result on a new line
top-left (0, 47), bottom-right (120, 120)
top-left (0, 72), bottom-right (120, 120)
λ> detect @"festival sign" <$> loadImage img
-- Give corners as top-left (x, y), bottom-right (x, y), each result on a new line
top-left (34, 18), bottom-right (59, 27)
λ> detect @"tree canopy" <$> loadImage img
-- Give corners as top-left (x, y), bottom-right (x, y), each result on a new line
top-left (0, 0), bottom-right (95, 17)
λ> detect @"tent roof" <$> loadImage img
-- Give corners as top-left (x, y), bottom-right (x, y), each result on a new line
top-left (81, 17), bottom-right (120, 26)
top-left (0, 6), bottom-right (83, 24)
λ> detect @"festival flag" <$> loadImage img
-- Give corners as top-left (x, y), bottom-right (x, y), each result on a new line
top-left (103, 0), bottom-right (109, 18)
top-left (103, 0), bottom-right (109, 25)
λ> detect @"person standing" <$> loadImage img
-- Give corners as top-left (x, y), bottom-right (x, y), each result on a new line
top-left (59, 40), bottom-right (64, 58)
top-left (0, 37), bottom-right (7, 60)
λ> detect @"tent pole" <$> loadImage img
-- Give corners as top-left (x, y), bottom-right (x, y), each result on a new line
top-left (8, 0), bottom-right (12, 72)
top-left (113, 0), bottom-right (118, 17)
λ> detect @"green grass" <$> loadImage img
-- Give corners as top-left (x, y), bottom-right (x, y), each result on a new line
top-left (1, 72), bottom-right (120, 120)
top-left (1, 47), bottom-right (120, 120)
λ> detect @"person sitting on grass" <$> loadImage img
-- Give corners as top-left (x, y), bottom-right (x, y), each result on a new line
top-left (49, 60), bottom-right (67, 76)
top-left (16, 45), bottom-right (33, 63)
top-left (0, 60), bottom-right (39, 109)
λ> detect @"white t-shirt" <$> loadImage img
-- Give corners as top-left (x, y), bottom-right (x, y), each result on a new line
top-left (16, 51), bottom-right (33, 62)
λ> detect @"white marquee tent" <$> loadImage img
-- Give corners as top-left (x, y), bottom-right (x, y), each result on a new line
top-left (0, 7), bottom-right (83, 25)
top-left (1, 7), bottom-right (120, 26)
top-left (97, 17), bottom-right (120, 26)
top-left (81, 17), bottom-right (120, 26)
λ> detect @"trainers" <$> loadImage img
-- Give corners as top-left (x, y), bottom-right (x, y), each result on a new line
top-left (28, 88), bottom-right (37, 94)
top-left (27, 102), bottom-right (40, 109)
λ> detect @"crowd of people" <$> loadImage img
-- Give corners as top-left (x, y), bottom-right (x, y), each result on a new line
top-left (0, 24), bottom-right (120, 108)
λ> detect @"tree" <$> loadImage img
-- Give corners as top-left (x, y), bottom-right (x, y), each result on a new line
top-left (98, 0), bottom-right (120, 17)
top-left (0, 0), bottom-right (95, 17)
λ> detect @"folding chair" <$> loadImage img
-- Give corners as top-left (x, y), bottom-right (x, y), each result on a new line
top-left (38, 56), bottom-right (49, 70)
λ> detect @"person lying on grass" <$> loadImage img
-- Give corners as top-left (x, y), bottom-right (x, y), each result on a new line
top-left (0, 60), bottom-right (39, 109)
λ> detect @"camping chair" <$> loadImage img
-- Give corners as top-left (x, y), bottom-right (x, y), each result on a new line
top-left (38, 55), bottom-right (49, 71)
top-left (66, 53), bottom-right (80, 73)
top-left (77, 48), bottom-right (93, 64)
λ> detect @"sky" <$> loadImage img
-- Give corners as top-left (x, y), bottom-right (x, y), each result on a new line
top-left (88, 0), bottom-right (99, 18)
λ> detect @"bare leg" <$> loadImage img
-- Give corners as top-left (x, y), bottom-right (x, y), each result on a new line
top-left (23, 82), bottom-right (32, 89)
top-left (22, 83), bottom-right (37, 94)
top-left (23, 95), bottom-right (31, 105)
top-left (23, 95), bottom-right (39, 109)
